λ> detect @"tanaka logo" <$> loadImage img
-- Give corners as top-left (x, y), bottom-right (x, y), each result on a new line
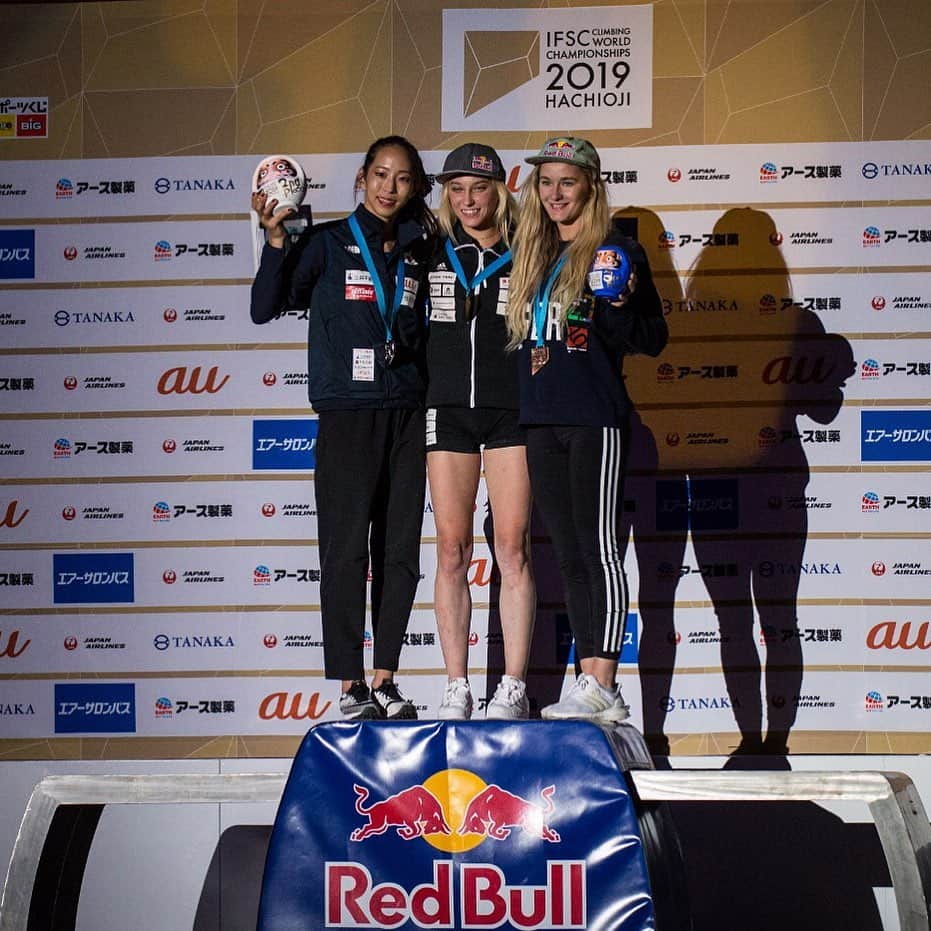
top-left (867, 621), bottom-right (931, 650)
top-left (350, 772), bottom-right (560, 851)
top-left (0, 500), bottom-right (29, 528)
top-left (157, 365), bottom-right (230, 395)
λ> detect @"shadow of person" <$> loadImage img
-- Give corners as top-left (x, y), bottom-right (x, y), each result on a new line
top-left (611, 207), bottom-right (688, 757)
top-left (622, 207), bottom-right (854, 760)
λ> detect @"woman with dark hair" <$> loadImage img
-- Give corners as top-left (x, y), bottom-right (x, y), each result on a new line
top-left (506, 136), bottom-right (667, 722)
top-left (425, 143), bottom-right (535, 720)
top-left (250, 136), bottom-right (437, 720)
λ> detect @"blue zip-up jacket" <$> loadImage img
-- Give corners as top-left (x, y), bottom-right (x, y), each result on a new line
top-left (251, 204), bottom-right (431, 411)
top-left (517, 231), bottom-right (667, 427)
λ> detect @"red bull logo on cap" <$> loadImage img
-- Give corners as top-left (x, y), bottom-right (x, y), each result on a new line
top-left (472, 155), bottom-right (493, 172)
top-left (543, 138), bottom-right (576, 159)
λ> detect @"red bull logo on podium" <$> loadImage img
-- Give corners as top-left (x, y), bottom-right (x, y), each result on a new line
top-left (258, 722), bottom-right (655, 931)
top-left (330, 769), bottom-right (581, 927)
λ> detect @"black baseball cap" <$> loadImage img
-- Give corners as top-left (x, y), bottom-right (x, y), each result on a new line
top-left (436, 143), bottom-right (506, 183)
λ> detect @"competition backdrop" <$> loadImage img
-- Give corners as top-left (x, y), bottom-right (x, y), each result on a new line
top-left (0, 0), bottom-right (930, 759)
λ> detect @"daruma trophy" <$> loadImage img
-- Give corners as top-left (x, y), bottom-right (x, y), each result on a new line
top-left (587, 243), bottom-right (632, 300)
top-left (252, 155), bottom-right (307, 214)
top-left (250, 155), bottom-right (311, 272)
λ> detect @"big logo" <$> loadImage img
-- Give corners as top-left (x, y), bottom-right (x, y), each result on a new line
top-left (861, 410), bottom-right (931, 462)
top-left (53, 552), bottom-right (135, 604)
top-left (867, 621), bottom-right (931, 650)
top-left (252, 418), bottom-right (318, 470)
top-left (0, 500), bottom-right (29, 528)
top-left (0, 229), bottom-right (35, 280)
top-left (0, 629), bottom-right (31, 658)
top-left (54, 682), bottom-right (136, 733)
top-left (259, 691), bottom-right (331, 720)
top-left (157, 365), bottom-right (230, 395)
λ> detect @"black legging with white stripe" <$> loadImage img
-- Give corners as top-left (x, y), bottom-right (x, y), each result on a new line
top-left (527, 423), bottom-right (630, 660)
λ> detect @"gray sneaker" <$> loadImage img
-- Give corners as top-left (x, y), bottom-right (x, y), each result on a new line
top-left (541, 674), bottom-right (630, 723)
top-left (485, 675), bottom-right (529, 720)
top-left (339, 680), bottom-right (381, 719)
top-left (438, 677), bottom-right (473, 719)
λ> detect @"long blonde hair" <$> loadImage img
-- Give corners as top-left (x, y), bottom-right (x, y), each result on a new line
top-left (437, 180), bottom-right (517, 247)
top-left (505, 164), bottom-right (610, 349)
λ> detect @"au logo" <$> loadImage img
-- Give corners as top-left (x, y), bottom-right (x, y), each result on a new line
top-left (351, 769), bottom-right (559, 852)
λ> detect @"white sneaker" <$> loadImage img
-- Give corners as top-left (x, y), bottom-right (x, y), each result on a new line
top-left (485, 675), bottom-right (529, 720)
top-left (438, 677), bottom-right (473, 720)
top-left (541, 674), bottom-right (630, 723)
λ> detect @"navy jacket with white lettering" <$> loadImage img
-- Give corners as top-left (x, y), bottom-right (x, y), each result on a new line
top-left (250, 204), bottom-right (431, 411)
top-left (517, 231), bottom-right (667, 427)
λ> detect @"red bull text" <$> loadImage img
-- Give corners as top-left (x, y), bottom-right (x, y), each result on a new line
top-left (325, 860), bottom-right (586, 928)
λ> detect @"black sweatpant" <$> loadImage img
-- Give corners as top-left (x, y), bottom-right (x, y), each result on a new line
top-left (527, 424), bottom-right (630, 661)
top-left (315, 408), bottom-right (426, 680)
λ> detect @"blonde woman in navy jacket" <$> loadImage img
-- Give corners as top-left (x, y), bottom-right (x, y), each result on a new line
top-left (251, 136), bottom-right (436, 721)
top-left (506, 137), bottom-right (667, 723)
top-left (426, 144), bottom-right (535, 720)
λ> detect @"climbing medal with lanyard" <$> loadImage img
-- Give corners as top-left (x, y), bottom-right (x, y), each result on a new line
top-left (444, 239), bottom-right (511, 322)
top-left (348, 213), bottom-right (407, 366)
top-left (531, 252), bottom-right (568, 375)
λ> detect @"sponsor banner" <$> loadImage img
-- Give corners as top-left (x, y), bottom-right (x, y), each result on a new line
top-left (0, 228), bottom-right (35, 280)
top-left (1, 609), bottom-right (454, 675)
top-left (641, 670), bottom-right (931, 734)
top-left (636, 206), bottom-right (931, 271)
top-left (846, 339), bottom-right (931, 399)
top-left (861, 409), bottom-right (931, 462)
top-left (0, 97), bottom-right (47, 140)
top-left (633, 402), bottom-right (863, 472)
top-left (54, 681), bottom-right (136, 734)
top-left (2, 142), bottom-right (929, 220)
top-left (0, 154), bottom-right (348, 219)
top-left (0, 542), bottom-right (482, 609)
top-left (0, 679), bottom-right (47, 737)
top-left (0, 480), bottom-right (316, 543)
top-left (30, 221), bottom-right (251, 283)
top-left (0, 415), bottom-right (258, 480)
top-left (661, 604), bottom-right (931, 669)
top-left (2, 350), bottom-right (308, 413)
top-left (0, 285), bottom-right (308, 348)
top-left (626, 535), bottom-right (931, 605)
top-left (441, 5), bottom-right (653, 132)
top-left (640, 471), bottom-right (927, 536)
top-left (252, 418), bottom-right (318, 471)
top-left (657, 272), bottom-right (931, 338)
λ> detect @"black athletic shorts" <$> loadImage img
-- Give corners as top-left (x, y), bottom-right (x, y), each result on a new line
top-left (425, 406), bottom-right (526, 453)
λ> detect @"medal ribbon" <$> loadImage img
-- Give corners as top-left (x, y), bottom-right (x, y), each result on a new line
top-left (444, 239), bottom-right (511, 306)
top-left (533, 252), bottom-right (569, 348)
top-left (348, 212), bottom-right (406, 340)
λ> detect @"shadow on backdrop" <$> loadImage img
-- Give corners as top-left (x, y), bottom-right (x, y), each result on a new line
top-left (618, 207), bottom-right (855, 761)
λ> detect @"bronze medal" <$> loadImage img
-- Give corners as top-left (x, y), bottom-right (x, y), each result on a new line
top-left (530, 346), bottom-right (549, 375)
